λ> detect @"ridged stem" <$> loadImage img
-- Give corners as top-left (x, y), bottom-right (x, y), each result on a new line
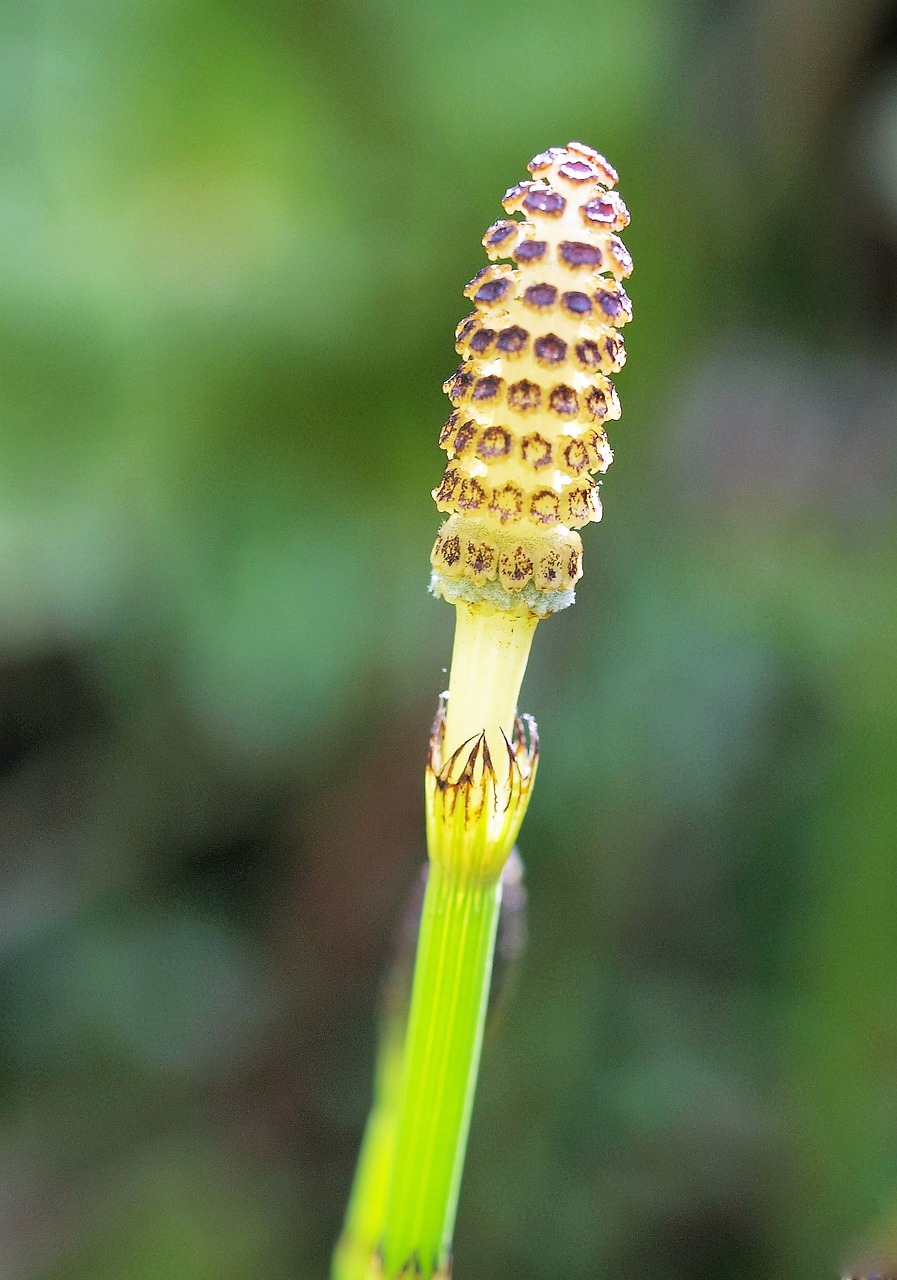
top-left (379, 860), bottom-right (502, 1278)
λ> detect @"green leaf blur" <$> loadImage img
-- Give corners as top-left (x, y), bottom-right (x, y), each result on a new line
top-left (1, 0), bottom-right (896, 1277)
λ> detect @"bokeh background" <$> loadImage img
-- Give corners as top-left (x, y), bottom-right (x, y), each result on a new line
top-left (2, 0), bottom-right (897, 1276)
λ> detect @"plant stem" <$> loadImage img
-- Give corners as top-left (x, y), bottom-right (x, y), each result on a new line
top-left (443, 604), bottom-right (537, 764)
top-left (379, 859), bottom-right (502, 1278)
top-left (333, 1009), bottom-right (405, 1280)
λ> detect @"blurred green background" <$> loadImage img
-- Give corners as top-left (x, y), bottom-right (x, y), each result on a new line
top-left (2, 0), bottom-right (897, 1276)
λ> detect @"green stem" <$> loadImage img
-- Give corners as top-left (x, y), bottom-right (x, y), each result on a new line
top-left (380, 861), bottom-right (502, 1278)
top-left (332, 1008), bottom-right (405, 1280)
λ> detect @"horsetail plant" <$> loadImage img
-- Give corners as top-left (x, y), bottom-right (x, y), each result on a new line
top-left (333, 142), bottom-right (633, 1280)
top-left (333, 856), bottom-right (527, 1280)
